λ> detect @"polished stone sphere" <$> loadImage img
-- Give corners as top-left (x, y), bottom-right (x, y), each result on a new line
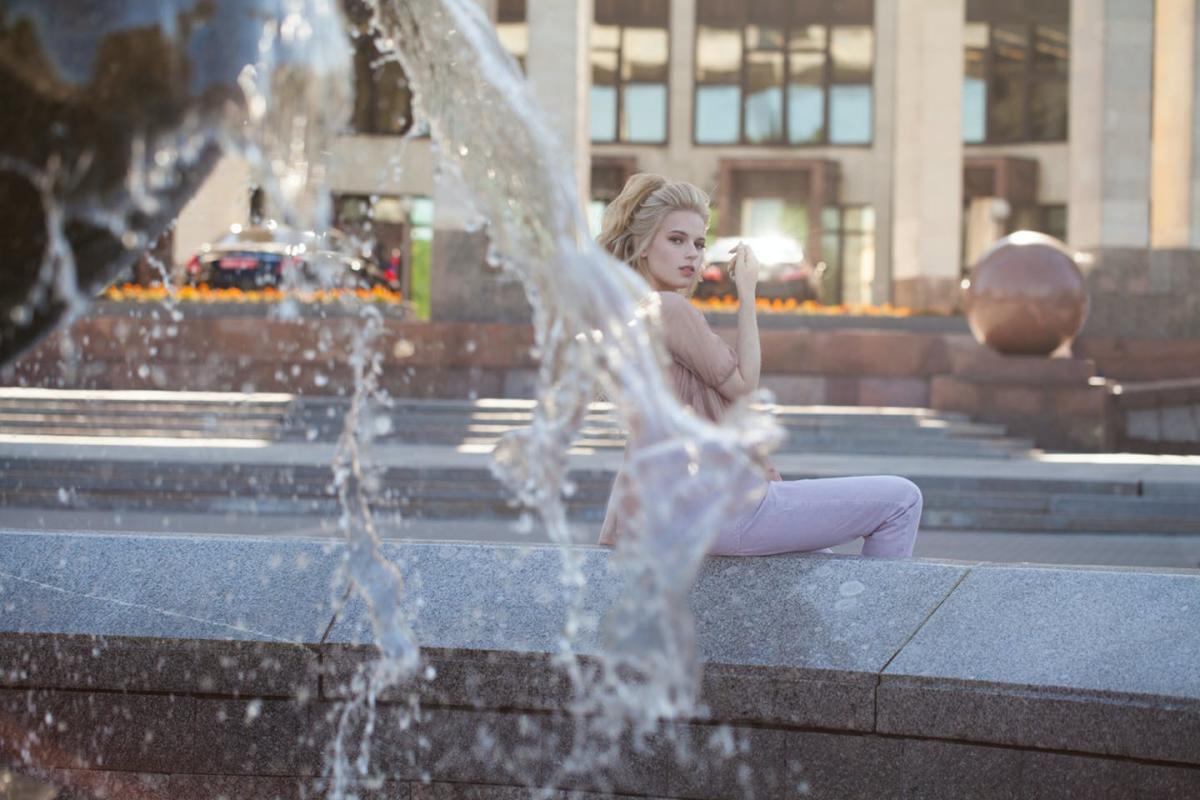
top-left (962, 231), bottom-right (1089, 356)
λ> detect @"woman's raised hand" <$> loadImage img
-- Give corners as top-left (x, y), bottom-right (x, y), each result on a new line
top-left (729, 242), bottom-right (761, 299)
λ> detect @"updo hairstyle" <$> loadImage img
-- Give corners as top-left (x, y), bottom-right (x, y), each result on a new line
top-left (596, 173), bottom-right (710, 285)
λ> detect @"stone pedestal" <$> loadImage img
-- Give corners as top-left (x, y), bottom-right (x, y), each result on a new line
top-left (428, 170), bottom-right (532, 323)
top-left (930, 343), bottom-right (1116, 451)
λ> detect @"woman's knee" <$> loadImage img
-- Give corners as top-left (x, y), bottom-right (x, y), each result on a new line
top-left (880, 476), bottom-right (922, 512)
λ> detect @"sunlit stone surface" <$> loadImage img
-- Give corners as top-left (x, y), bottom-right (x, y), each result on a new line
top-left (2, 532), bottom-right (1198, 798)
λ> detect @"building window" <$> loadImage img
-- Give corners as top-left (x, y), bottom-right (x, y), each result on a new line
top-left (591, 0), bottom-right (670, 144)
top-left (497, 0), bottom-right (528, 72)
top-left (344, 0), bottom-right (413, 136)
top-left (963, 0), bottom-right (1069, 144)
top-left (694, 0), bottom-right (874, 146)
top-left (1013, 203), bottom-right (1067, 242)
top-left (820, 206), bottom-right (875, 305)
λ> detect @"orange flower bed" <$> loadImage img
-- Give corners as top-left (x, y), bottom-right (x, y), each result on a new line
top-left (692, 295), bottom-right (919, 317)
top-left (103, 283), bottom-right (405, 305)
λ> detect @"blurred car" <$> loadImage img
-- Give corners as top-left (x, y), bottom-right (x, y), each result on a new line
top-left (185, 221), bottom-right (394, 290)
top-left (696, 235), bottom-right (818, 301)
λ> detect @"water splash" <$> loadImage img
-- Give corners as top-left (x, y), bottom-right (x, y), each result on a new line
top-left (368, 0), bottom-right (783, 781)
top-left (326, 305), bottom-right (420, 797)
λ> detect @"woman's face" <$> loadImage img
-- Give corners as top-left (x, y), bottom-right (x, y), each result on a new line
top-left (640, 210), bottom-right (707, 292)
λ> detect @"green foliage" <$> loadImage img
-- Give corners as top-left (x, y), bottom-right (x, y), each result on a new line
top-left (411, 238), bottom-right (432, 319)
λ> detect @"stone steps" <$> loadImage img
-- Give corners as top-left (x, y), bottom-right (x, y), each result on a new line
top-left (0, 392), bottom-right (1034, 458)
top-left (3, 460), bottom-right (1197, 534)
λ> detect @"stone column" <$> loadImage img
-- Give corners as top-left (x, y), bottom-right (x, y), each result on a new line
top-left (1064, 1), bottom-right (1200, 339)
top-left (869, 0), bottom-right (900, 305)
top-left (885, 0), bottom-right (964, 313)
top-left (668, 0), bottom-right (697, 176)
top-left (430, 170), bottom-right (531, 322)
top-left (428, 0), bottom-right (532, 323)
top-left (173, 154), bottom-right (251, 270)
top-left (526, 0), bottom-right (592, 205)
top-left (1068, 0), bottom-right (1154, 250)
top-left (1151, 0), bottom-right (1200, 248)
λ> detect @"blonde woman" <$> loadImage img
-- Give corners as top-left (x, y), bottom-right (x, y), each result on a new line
top-left (597, 173), bottom-right (922, 557)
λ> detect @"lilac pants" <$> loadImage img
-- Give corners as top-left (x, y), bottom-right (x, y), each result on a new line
top-left (711, 475), bottom-right (923, 558)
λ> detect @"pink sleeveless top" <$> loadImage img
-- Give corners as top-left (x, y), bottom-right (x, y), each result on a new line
top-left (598, 291), bottom-right (742, 545)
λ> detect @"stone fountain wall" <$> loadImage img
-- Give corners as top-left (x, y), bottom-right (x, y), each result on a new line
top-left (2, 532), bottom-right (1198, 799)
top-left (8, 303), bottom-right (1200, 451)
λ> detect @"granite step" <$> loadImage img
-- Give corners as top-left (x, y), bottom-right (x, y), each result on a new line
top-left (0, 390), bottom-right (1033, 459)
top-left (6, 487), bottom-right (1195, 534)
top-left (3, 459), bottom-right (1197, 534)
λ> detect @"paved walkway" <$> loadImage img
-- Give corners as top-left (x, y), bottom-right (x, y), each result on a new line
top-left (4, 431), bottom-right (1200, 570)
top-left (3, 435), bottom-right (1199, 490)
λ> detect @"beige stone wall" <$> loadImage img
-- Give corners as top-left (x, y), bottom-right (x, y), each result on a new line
top-left (172, 154), bottom-right (252, 267)
top-left (526, 0), bottom-right (592, 205)
top-left (1068, 0), bottom-right (1155, 250)
top-left (327, 136), bottom-right (435, 197)
top-left (1151, 0), bottom-right (1199, 248)
top-left (886, 0), bottom-right (965, 312)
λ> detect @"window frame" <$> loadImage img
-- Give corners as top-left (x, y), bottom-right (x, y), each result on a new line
top-left (590, 1), bottom-right (671, 146)
top-left (963, 2), bottom-right (1070, 144)
top-left (692, 2), bottom-right (875, 148)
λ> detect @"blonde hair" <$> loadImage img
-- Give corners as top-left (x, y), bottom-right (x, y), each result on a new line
top-left (597, 173), bottom-right (710, 285)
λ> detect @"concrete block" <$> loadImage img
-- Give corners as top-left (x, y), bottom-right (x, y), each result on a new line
top-left (880, 565), bottom-right (1200, 764)
top-left (1051, 386), bottom-right (1110, 416)
top-left (759, 374), bottom-right (828, 405)
top-left (0, 532), bottom-right (340, 646)
top-left (691, 555), bottom-right (964, 674)
top-left (0, 688), bottom-right (192, 772)
top-left (989, 385), bottom-right (1044, 415)
top-left (409, 787), bottom-right (545, 800)
top-left (824, 376), bottom-right (860, 404)
top-left (1016, 749), bottom-right (1200, 799)
top-left (38, 770), bottom-right (409, 800)
top-left (929, 375), bottom-right (984, 411)
top-left (947, 346), bottom-right (1098, 385)
top-left (409, 782), bottom-right (665, 800)
top-left (325, 542), bottom-right (620, 654)
top-left (698, 663), bottom-right (873, 731)
top-left (1, 632), bottom-right (318, 697)
top-left (192, 698), bottom-right (320, 776)
top-left (318, 688), bottom-right (671, 791)
top-left (327, 544), bottom-right (965, 731)
top-left (320, 646), bottom-right (571, 711)
top-left (665, 723), bottom-right (805, 799)
top-left (857, 377), bottom-right (930, 407)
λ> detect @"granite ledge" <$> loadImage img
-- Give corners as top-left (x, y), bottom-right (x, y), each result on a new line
top-left (319, 645), bottom-right (878, 732)
top-left (2, 532), bottom-right (1199, 771)
top-left (0, 631), bottom-right (320, 697)
top-left (877, 675), bottom-right (1200, 766)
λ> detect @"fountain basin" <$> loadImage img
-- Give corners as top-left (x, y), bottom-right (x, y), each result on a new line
top-left (1, 531), bottom-right (1197, 798)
